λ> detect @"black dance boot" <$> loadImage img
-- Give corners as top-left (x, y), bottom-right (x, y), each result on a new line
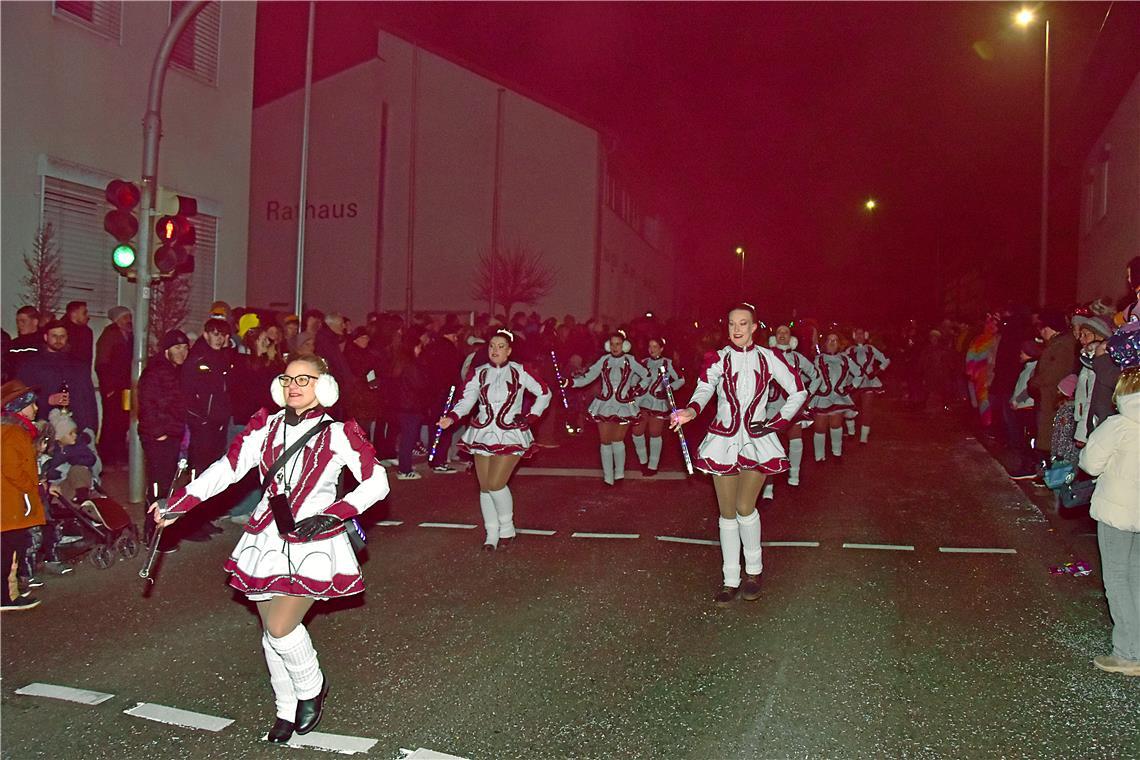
top-left (294, 677), bottom-right (329, 735)
top-left (267, 718), bottom-right (295, 743)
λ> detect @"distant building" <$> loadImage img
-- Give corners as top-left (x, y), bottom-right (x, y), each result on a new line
top-left (0, 1), bottom-right (255, 334)
top-left (247, 29), bottom-right (676, 323)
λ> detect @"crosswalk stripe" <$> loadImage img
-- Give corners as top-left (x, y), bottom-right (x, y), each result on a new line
top-left (16, 682), bottom-right (114, 705)
top-left (419, 522), bottom-right (477, 530)
top-left (762, 541), bottom-right (821, 547)
top-left (275, 730), bottom-right (378, 754)
top-left (572, 532), bottom-right (640, 539)
top-left (378, 520), bottom-right (403, 526)
top-left (656, 536), bottom-right (719, 546)
top-left (516, 528), bottom-right (557, 536)
top-left (938, 547), bottom-right (1017, 554)
top-left (123, 702), bottom-right (233, 731)
top-left (842, 543), bottom-right (914, 551)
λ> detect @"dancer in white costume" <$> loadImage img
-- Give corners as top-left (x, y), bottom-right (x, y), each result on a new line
top-left (631, 337), bottom-right (684, 476)
top-left (844, 326), bottom-right (890, 443)
top-left (672, 304), bottom-right (807, 605)
top-left (761, 324), bottom-right (820, 499)
top-left (566, 330), bottom-right (649, 485)
top-left (809, 330), bottom-right (861, 462)
top-left (438, 330), bottom-right (552, 550)
top-left (152, 354), bottom-right (389, 742)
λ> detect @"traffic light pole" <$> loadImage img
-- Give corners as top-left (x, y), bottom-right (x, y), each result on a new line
top-left (129, 0), bottom-right (207, 504)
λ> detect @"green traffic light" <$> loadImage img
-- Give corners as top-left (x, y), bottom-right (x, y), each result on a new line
top-left (112, 244), bottom-right (136, 269)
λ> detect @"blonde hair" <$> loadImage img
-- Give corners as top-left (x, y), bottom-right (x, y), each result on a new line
top-left (1114, 367), bottom-right (1140, 404)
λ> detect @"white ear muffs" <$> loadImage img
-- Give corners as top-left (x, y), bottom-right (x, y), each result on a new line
top-left (315, 374), bottom-right (340, 407)
top-left (603, 340), bottom-right (632, 353)
top-left (788, 335), bottom-right (799, 351)
top-left (270, 379), bottom-right (286, 407)
top-left (768, 335), bottom-right (777, 347)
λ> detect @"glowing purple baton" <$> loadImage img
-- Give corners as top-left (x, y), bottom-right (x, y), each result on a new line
top-left (661, 365), bottom-right (694, 476)
top-left (430, 385), bottom-right (457, 462)
top-left (549, 350), bottom-right (570, 409)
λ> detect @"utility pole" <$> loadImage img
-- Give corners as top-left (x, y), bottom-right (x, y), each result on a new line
top-left (129, 1), bottom-right (207, 503)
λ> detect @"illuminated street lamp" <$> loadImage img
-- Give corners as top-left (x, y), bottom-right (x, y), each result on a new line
top-left (864, 198), bottom-right (877, 211)
top-left (1014, 5), bottom-right (1050, 305)
top-left (735, 246), bottom-right (745, 295)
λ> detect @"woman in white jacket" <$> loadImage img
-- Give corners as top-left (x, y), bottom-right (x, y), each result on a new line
top-left (1078, 368), bottom-right (1140, 676)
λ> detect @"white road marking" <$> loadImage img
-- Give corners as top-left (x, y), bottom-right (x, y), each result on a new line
top-left (123, 702), bottom-right (233, 731)
top-left (761, 541), bottom-right (820, 547)
top-left (656, 535), bottom-right (719, 546)
top-left (400, 748), bottom-right (472, 759)
top-left (16, 682), bottom-right (113, 705)
top-left (842, 543), bottom-right (914, 551)
top-left (517, 467), bottom-right (686, 480)
top-left (938, 547), bottom-right (1017, 554)
top-left (377, 520), bottom-right (403, 526)
top-left (272, 730), bottom-right (378, 755)
top-left (572, 532), bottom-right (640, 539)
top-left (418, 522), bottom-right (477, 530)
top-left (515, 528), bottom-right (557, 536)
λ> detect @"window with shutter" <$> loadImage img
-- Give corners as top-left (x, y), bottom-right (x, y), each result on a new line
top-left (170, 1), bottom-right (221, 86)
top-left (53, 1), bottom-right (122, 41)
top-left (182, 212), bottom-right (219, 331)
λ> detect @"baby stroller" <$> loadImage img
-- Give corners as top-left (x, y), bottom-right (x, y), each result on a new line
top-left (46, 489), bottom-right (140, 569)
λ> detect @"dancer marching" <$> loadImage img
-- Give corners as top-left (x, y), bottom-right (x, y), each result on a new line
top-left (672, 304), bottom-right (807, 605)
top-left (438, 329), bottom-right (551, 551)
top-left (632, 337), bottom-right (684, 476)
top-left (762, 324), bottom-right (820, 499)
top-left (566, 330), bottom-right (649, 485)
top-left (844, 326), bottom-right (890, 443)
top-left (809, 330), bottom-right (860, 462)
top-left (151, 354), bottom-right (388, 742)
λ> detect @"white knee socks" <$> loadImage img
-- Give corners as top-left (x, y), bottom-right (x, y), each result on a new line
top-left (648, 436), bottom-right (662, 469)
top-left (599, 444), bottom-right (614, 485)
top-left (632, 434), bottom-right (648, 465)
top-left (489, 487), bottom-right (515, 538)
top-left (262, 632), bottom-right (297, 721)
top-left (737, 510), bottom-right (762, 576)
top-left (479, 491), bottom-right (499, 546)
top-left (788, 439), bottom-right (803, 485)
top-left (814, 432), bottom-right (826, 461)
top-left (860, 425), bottom-right (870, 443)
top-left (830, 427), bottom-right (843, 457)
top-left (612, 441), bottom-right (627, 481)
top-left (266, 625), bottom-right (323, 701)
top-left (718, 517), bottom-right (742, 588)
top-left (845, 419), bottom-right (855, 436)
top-left (762, 483), bottom-right (774, 500)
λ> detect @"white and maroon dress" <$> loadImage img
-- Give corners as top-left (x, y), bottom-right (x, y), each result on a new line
top-left (686, 344), bottom-right (808, 475)
top-left (165, 407), bottom-right (389, 600)
top-left (572, 353), bottom-right (650, 423)
top-left (845, 343), bottom-right (890, 393)
top-left (445, 360), bottom-right (552, 457)
top-left (765, 346), bottom-right (820, 428)
top-left (809, 353), bottom-right (860, 418)
top-left (638, 356), bottom-right (685, 418)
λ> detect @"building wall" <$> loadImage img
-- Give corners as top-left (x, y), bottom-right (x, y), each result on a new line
top-left (1077, 72), bottom-right (1140, 305)
top-left (1, 1), bottom-right (255, 333)
top-left (248, 30), bottom-right (669, 324)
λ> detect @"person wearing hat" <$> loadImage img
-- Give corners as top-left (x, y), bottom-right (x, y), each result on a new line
top-left (1, 380), bottom-right (48, 611)
top-left (95, 306), bottom-right (133, 467)
top-left (1028, 309), bottom-right (1078, 470)
top-left (1074, 314), bottom-right (1117, 444)
top-left (138, 330), bottom-right (191, 543)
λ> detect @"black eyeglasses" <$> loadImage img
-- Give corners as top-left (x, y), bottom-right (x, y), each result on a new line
top-left (277, 374), bottom-right (320, 387)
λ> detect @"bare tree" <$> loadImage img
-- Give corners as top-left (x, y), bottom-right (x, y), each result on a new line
top-left (472, 241), bottom-right (556, 318)
top-left (21, 224), bottom-right (63, 318)
top-left (148, 274), bottom-right (192, 353)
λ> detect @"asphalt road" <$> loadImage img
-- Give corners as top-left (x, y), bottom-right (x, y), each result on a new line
top-left (2, 399), bottom-right (1137, 759)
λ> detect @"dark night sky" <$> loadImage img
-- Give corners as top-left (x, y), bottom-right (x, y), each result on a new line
top-left (254, 2), bottom-right (1128, 323)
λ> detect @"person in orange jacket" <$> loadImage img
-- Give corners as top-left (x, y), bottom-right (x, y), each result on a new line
top-left (2, 379), bottom-right (47, 611)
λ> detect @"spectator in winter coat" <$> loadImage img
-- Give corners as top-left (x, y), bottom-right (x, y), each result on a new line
top-left (1079, 368), bottom-right (1140, 676)
top-left (392, 336), bottom-right (430, 480)
top-left (63, 301), bottom-right (93, 369)
top-left (7, 306), bottom-right (42, 377)
top-left (1007, 339), bottom-right (1041, 479)
top-left (139, 330), bottom-right (191, 505)
top-left (1028, 309), bottom-right (1078, 467)
top-left (343, 327), bottom-right (380, 431)
top-left (314, 313), bottom-right (352, 418)
top-left (42, 408), bottom-right (99, 500)
top-left (1, 380), bottom-right (47, 611)
top-left (1073, 314), bottom-right (1115, 444)
top-left (420, 323), bottom-right (462, 472)
top-left (95, 305), bottom-right (132, 467)
top-left (182, 319), bottom-right (235, 472)
top-left (17, 319), bottom-right (98, 435)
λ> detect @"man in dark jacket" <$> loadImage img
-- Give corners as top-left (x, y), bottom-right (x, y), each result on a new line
top-left (139, 330), bottom-right (190, 508)
top-left (314, 313), bottom-right (352, 419)
top-left (1028, 308), bottom-right (1078, 465)
top-left (182, 318), bottom-right (235, 472)
top-left (420, 321), bottom-right (462, 473)
top-left (63, 301), bottom-right (93, 369)
top-left (95, 306), bottom-right (132, 467)
top-left (17, 319), bottom-right (99, 435)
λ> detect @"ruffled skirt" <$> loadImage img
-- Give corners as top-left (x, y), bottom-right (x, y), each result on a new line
top-left (224, 528), bottom-right (363, 600)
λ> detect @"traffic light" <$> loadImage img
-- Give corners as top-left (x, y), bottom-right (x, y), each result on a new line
top-left (153, 194), bottom-right (197, 276)
top-left (104, 179), bottom-right (140, 277)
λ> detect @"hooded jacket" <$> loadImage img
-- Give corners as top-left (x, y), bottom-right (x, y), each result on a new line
top-left (1079, 391), bottom-right (1140, 533)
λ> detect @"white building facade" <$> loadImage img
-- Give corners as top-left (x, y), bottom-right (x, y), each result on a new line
top-left (248, 30), bottom-right (674, 324)
top-left (1, 0), bottom-right (255, 334)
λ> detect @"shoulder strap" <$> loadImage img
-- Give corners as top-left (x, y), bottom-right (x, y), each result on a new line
top-left (262, 419), bottom-right (334, 490)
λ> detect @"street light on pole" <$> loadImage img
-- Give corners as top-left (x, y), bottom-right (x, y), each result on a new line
top-left (735, 246), bottom-right (745, 296)
top-left (1014, 6), bottom-right (1050, 305)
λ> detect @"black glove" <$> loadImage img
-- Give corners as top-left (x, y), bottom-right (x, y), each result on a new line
top-left (292, 514), bottom-right (341, 540)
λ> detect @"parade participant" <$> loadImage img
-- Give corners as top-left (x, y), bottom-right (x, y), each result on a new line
top-left (809, 330), bottom-right (860, 462)
top-left (631, 337), bottom-right (684, 476)
top-left (438, 330), bottom-right (552, 551)
top-left (566, 330), bottom-right (649, 485)
top-left (762, 324), bottom-right (819, 499)
top-left (151, 354), bottom-right (389, 741)
top-left (844, 326), bottom-right (890, 443)
top-left (671, 304), bottom-right (807, 605)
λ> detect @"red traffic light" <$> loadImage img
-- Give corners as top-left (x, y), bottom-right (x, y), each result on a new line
top-left (105, 179), bottom-right (140, 210)
top-left (104, 209), bottom-right (139, 242)
top-left (155, 215), bottom-right (193, 243)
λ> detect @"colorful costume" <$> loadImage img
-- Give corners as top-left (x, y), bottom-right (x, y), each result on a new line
top-left (446, 361), bottom-right (552, 457)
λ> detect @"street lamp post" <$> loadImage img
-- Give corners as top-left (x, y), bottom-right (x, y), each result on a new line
top-left (1015, 7), bottom-right (1050, 306)
top-left (735, 246), bottom-right (745, 296)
